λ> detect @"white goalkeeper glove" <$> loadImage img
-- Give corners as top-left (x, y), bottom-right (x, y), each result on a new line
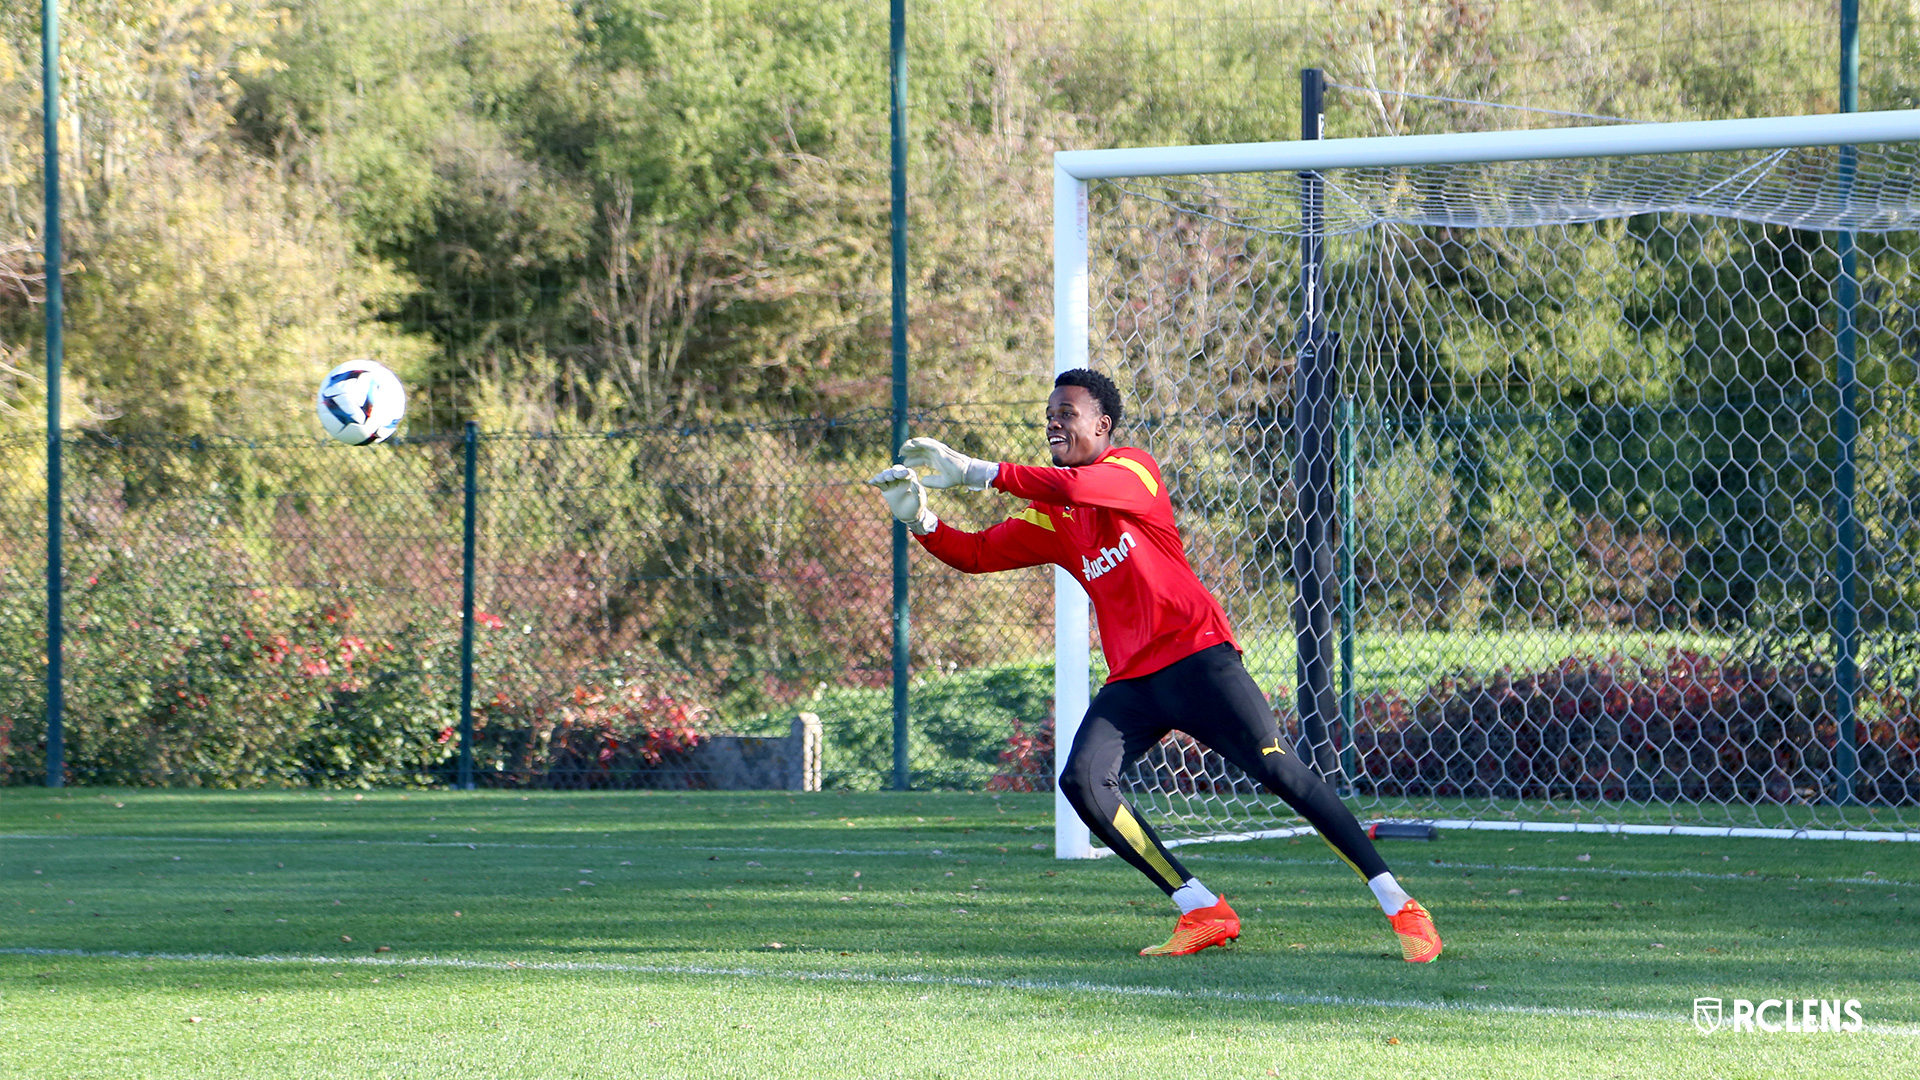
top-left (899, 436), bottom-right (998, 491)
top-left (867, 464), bottom-right (938, 535)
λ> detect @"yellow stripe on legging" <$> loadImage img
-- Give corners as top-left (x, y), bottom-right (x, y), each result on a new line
top-left (1112, 804), bottom-right (1184, 889)
top-left (1321, 834), bottom-right (1369, 880)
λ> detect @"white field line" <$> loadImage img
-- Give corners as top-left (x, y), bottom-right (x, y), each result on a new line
top-left (1175, 852), bottom-right (1920, 890)
top-left (0, 945), bottom-right (1840, 1030)
top-left (5, 833), bottom-right (1911, 888)
top-left (1149, 821), bottom-right (1920, 849)
top-left (1423, 860), bottom-right (1920, 889)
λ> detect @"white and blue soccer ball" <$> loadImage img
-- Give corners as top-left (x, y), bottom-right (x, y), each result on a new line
top-left (316, 360), bottom-right (407, 445)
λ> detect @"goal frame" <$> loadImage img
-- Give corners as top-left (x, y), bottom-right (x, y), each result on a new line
top-left (1050, 108), bottom-right (1920, 859)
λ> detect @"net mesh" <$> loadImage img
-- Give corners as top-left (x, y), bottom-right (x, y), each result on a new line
top-left (1089, 137), bottom-right (1920, 837)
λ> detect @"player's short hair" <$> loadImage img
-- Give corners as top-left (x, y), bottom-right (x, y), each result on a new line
top-left (1054, 368), bottom-right (1123, 429)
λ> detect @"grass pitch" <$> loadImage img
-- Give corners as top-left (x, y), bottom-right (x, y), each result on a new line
top-left (2, 789), bottom-right (1916, 1078)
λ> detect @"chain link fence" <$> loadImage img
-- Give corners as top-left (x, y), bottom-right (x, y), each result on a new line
top-left (0, 414), bottom-right (1060, 789)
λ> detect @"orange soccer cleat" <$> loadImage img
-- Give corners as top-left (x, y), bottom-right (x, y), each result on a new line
top-left (1388, 899), bottom-right (1443, 962)
top-left (1140, 897), bottom-right (1240, 956)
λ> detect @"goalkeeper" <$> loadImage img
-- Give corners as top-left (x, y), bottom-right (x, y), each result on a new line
top-left (868, 369), bottom-right (1442, 961)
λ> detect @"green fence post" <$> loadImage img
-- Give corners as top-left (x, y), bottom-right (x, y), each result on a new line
top-left (1338, 395), bottom-right (1356, 791)
top-left (889, 0), bottom-right (911, 792)
top-left (458, 421), bottom-right (478, 791)
top-left (42, 0), bottom-right (64, 788)
top-left (1830, 0), bottom-right (1862, 805)
top-left (1293, 68), bottom-right (1341, 779)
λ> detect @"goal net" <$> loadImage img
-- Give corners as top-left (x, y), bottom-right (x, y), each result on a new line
top-left (1051, 112), bottom-right (1920, 853)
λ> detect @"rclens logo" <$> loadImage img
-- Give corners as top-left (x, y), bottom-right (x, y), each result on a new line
top-left (1693, 997), bottom-right (1864, 1034)
top-left (1081, 532), bottom-right (1137, 582)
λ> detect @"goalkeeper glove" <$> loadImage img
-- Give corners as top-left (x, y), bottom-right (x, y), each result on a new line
top-left (899, 437), bottom-right (998, 490)
top-left (867, 464), bottom-right (938, 535)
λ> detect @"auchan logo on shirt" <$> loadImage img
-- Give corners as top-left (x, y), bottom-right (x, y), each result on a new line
top-left (1081, 532), bottom-right (1138, 582)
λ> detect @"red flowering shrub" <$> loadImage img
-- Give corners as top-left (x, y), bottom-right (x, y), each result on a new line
top-left (467, 674), bottom-right (711, 789)
top-left (988, 716), bottom-right (1054, 791)
top-left (1345, 651), bottom-right (1919, 806)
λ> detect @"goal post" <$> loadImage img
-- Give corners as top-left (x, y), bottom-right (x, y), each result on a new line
top-left (1052, 162), bottom-right (1094, 859)
top-left (1052, 108), bottom-right (1920, 857)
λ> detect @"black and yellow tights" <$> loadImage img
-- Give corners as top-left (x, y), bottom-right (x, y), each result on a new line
top-left (1057, 643), bottom-right (1389, 894)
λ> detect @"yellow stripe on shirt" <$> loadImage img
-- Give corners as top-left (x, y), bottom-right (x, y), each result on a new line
top-left (1007, 507), bottom-right (1054, 532)
top-left (1102, 453), bottom-right (1160, 497)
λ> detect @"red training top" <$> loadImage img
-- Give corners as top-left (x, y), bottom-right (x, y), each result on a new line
top-left (915, 446), bottom-right (1238, 682)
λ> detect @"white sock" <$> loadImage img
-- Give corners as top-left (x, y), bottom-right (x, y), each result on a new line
top-left (1170, 878), bottom-right (1219, 914)
top-left (1368, 872), bottom-right (1413, 916)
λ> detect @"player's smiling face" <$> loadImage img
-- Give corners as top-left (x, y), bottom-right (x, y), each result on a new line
top-left (1045, 385), bottom-right (1113, 468)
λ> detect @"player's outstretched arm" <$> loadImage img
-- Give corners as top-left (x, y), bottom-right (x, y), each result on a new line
top-left (994, 454), bottom-right (1161, 514)
top-left (867, 464), bottom-right (938, 535)
top-left (871, 464), bottom-right (1058, 574)
top-left (899, 437), bottom-right (999, 490)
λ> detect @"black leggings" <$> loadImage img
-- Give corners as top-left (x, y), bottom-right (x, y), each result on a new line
top-left (1057, 644), bottom-right (1389, 895)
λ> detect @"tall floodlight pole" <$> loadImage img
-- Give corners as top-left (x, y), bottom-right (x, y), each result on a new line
top-left (888, 0), bottom-right (911, 791)
top-left (42, 0), bottom-right (65, 788)
top-left (1831, 0), bottom-right (1862, 804)
top-left (1293, 69), bottom-right (1341, 781)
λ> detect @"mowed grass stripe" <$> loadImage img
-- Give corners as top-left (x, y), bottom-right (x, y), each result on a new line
top-left (0, 945), bottom-right (1782, 1026)
top-left (0, 834), bottom-right (932, 857)
top-left (24, 831), bottom-right (1880, 886)
top-left (6, 833), bottom-right (1913, 888)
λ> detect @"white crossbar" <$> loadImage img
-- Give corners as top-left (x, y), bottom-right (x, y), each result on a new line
top-left (1055, 109), bottom-right (1920, 180)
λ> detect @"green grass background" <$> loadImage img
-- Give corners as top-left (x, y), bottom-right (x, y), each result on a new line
top-left (3, 789), bottom-right (1917, 1078)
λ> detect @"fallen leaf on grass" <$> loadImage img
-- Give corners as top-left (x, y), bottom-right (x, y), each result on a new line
top-left (340, 935), bottom-right (352, 943)
top-left (185, 1017), bottom-right (202, 1024)
top-left (375, 946), bottom-right (391, 953)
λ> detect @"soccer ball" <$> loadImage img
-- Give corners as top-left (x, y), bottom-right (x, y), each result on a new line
top-left (316, 360), bottom-right (407, 445)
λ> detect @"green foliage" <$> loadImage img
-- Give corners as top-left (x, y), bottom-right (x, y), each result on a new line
top-left (807, 662), bottom-right (1052, 789)
top-left (4, 0), bottom-right (1893, 434)
top-left (0, 540), bottom-right (459, 786)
